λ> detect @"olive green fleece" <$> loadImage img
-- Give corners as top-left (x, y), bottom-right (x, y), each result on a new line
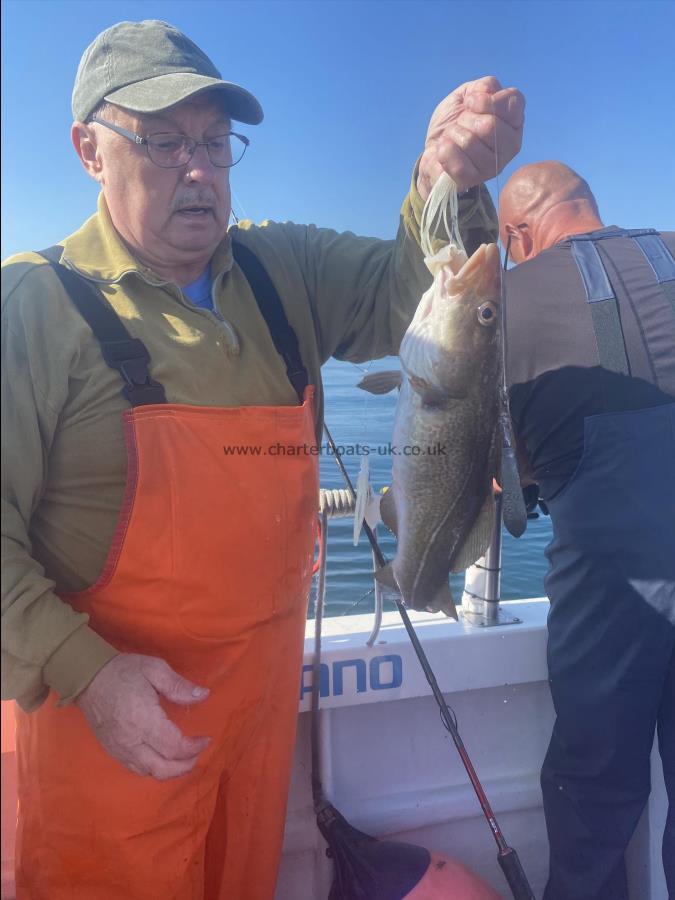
top-left (1, 176), bottom-right (497, 712)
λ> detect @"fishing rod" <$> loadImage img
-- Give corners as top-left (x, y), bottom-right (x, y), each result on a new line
top-left (323, 423), bottom-right (534, 900)
top-left (312, 498), bottom-right (506, 899)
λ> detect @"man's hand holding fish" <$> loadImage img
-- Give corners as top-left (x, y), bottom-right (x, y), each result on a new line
top-left (417, 75), bottom-right (525, 197)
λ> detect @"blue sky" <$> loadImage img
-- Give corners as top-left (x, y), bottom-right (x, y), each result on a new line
top-left (2, 0), bottom-right (674, 259)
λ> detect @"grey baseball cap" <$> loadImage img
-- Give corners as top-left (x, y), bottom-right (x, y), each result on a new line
top-left (72, 20), bottom-right (263, 125)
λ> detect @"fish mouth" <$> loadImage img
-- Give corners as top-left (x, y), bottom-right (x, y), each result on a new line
top-left (451, 242), bottom-right (501, 296)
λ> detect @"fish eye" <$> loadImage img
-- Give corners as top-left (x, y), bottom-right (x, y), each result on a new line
top-left (477, 302), bottom-right (497, 326)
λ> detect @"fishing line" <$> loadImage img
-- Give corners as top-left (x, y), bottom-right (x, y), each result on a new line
top-left (349, 358), bottom-right (378, 439)
top-left (230, 185), bottom-right (249, 223)
top-left (338, 585), bottom-right (400, 620)
top-left (491, 91), bottom-right (527, 541)
top-left (348, 361), bottom-right (373, 377)
top-left (494, 96), bottom-right (509, 397)
top-left (338, 586), bottom-right (375, 616)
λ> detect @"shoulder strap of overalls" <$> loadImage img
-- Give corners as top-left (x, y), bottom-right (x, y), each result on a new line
top-left (38, 243), bottom-right (308, 406)
top-left (231, 240), bottom-right (309, 404)
top-left (37, 246), bottom-right (167, 407)
top-left (624, 228), bottom-right (675, 314)
top-left (569, 231), bottom-right (629, 376)
top-left (569, 228), bottom-right (675, 377)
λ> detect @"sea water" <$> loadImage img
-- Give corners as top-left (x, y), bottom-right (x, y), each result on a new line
top-left (314, 356), bottom-right (553, 618)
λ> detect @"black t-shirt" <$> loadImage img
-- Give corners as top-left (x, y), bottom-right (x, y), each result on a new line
top-left (504, 227), bottom-right (675, 500)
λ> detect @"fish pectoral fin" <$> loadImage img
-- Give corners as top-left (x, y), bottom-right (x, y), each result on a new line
top-left (357, 370), bottom-right (403, 395)
top-left (450, 493), bottom-right (495, 573)
top-left (379, 487), bottom-right (399, 536)
top-left (426, 581), bottom-right (458, 620)
top-left (407, 374), bottom-right (449, 406)
top-left (374, 562), bottom-right (399, 591)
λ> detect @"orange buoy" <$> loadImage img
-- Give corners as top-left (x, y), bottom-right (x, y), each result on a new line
top-left (404, 851), bottom-right (502, 899)
top-left (318, 802), bottom-right (503, 900)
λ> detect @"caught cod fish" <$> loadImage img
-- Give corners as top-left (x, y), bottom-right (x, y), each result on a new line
top-left (358, 174), bottom-right (525, 618)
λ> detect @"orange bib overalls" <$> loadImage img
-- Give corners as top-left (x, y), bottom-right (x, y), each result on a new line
top-left (15, 245), bottom-right (318, 899)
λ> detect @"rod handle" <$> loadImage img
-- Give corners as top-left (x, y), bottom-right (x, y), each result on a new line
top-left (498, 847), bottom-right (536, 900)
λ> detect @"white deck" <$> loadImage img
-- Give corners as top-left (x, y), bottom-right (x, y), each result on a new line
top-left (276, 599), bottom-right (669, 899)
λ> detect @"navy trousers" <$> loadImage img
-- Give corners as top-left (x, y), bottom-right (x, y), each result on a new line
top-left (542, 404), bottom-right (675, 900)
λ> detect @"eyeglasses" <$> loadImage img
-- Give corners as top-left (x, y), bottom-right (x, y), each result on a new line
top-left (91, 117), bottom-right (249, 169)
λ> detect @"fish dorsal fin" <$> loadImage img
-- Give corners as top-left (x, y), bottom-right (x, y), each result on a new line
top-left (450, 492), bottom-right (495, 573)
top-left (357, 370), bottom-right (402, 395)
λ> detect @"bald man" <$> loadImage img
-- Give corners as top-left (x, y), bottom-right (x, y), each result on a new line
top-left (499, 162), bottom-right (675, 900)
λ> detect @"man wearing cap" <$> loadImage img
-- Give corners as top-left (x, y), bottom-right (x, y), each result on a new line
top-left (1, 20), bottom-right (524, 900)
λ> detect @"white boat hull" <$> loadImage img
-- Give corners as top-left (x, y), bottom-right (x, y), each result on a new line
top-left (276, 599), bottom-right (669, 900)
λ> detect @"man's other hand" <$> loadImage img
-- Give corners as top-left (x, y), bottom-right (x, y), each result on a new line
top-left (75, 653), bottom-right (211, 780)
top-left (418, 76), bottom-right (525, 199)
